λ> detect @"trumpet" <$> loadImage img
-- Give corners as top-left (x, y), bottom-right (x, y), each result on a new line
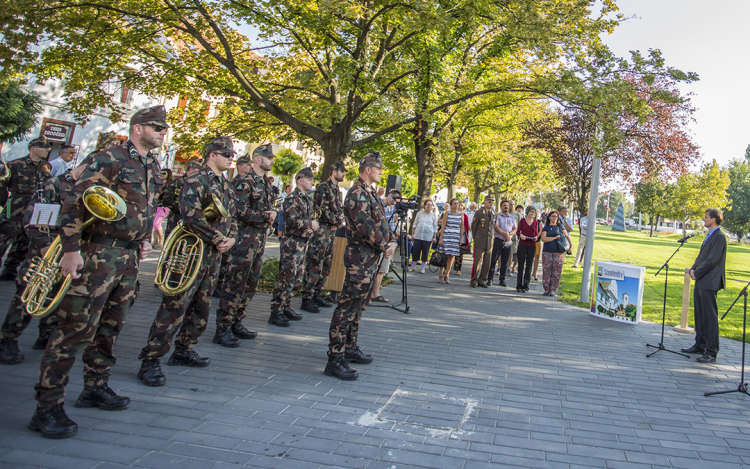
top-left (22, 186), bottom-right (127, 318)
top-left (155, 193), bottom-right (228, 295)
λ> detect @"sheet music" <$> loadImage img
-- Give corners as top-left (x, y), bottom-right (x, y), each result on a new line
top-left (31, 203), bottom-right (61, 227)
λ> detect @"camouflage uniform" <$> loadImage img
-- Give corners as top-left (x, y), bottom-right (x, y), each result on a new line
top-left (216, 169), bottom-right (274, 328)
top-left (139, 165), bottom-right (237, 360)
top-left (0, 149), bottom-right (53, 276)
top-left (0, 172), bottom-right (75, 343)
top-left (159, 175), bottom-right (185, 234)
top-left (270, 181), bottom-right (316, 316)
top-left (328, 174), bottom-right (394, 356)
top-left (301, 177), bottom-right (344, 301)
top-left (34, 140), bottom-right (163, 407)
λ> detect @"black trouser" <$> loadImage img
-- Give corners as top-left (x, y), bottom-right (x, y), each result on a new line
top-left (694, 287), bottom-right (719, 356)
top-left (488, 240), bottom-right (511, 283)
top-left (411, 239), bottom-right (430, 263)
top-left (516, 244), bottom-right (536, 290)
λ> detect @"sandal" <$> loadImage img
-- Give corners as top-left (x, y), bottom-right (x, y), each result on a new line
top-left (438, 274), bottom-right (445, 284)
top-left (444, 277), bottom-right (451, 284)
top-left (371, 295), bottom-right (389, 303)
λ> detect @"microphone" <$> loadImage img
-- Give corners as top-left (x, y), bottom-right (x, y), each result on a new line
top-left (677, 233), bottom-right (695, 243)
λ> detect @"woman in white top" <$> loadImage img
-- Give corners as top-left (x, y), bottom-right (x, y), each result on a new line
top-left (410, 198), bottom-right (439, 273)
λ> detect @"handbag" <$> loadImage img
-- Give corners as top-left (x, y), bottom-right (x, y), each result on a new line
top-left (429, 248), bottom-right (447, 268)
top-left (460, 244), bottom-right (472, 255)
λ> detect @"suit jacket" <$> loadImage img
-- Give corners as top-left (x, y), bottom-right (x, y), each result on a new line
top-left (691, 228), bottom-right (727, 292)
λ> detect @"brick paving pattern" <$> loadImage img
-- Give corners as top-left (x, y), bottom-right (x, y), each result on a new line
top-left (1, 239), bottom-right (749, 468)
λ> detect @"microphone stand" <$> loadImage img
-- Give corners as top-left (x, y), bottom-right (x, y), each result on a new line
top-left (646, 239), bottom-right (690, 358)
top-left (705, 281), bottom-right (750, 397)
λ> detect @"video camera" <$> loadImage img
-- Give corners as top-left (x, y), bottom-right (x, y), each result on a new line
top-left (393, 195), bottom-right (421, 214)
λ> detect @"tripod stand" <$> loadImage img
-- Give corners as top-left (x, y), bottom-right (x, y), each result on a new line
top-left (705, 281), bottom-right (750, 397)
top-left (369, 211), bottom-right (410, 314)
top-left (647, 240), bottom-right (690, 358)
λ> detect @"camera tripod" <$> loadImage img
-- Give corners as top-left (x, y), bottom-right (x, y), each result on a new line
top-left (369, 211), bottom-right (410, 314)
top-left (705, 280), bottom-right (750, 398)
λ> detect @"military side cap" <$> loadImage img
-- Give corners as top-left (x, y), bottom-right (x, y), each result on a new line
top-left (296, 167), bottom-right (314, 180)
top-left (332, 161), bottom-right (346, 172)
top-left (96, 131), bottom-right (119, 150)
top-left (28, 137), bottom-right (51, 149)
top-left (187, 159), bottom-right (204, 170)
top-left (359, 151), bottom-right (385, 169)
top-left (206, 136), bottom-right (237, 155)
top-left (130, 105), bottom-right (170, 128)
top-left (252, 143), bottom-right (275, 159)
top-left (236, 154), bottom-right (252, 166)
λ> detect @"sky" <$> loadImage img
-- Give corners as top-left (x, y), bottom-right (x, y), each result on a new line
top-left (601, 0), bottom-right (750, 167)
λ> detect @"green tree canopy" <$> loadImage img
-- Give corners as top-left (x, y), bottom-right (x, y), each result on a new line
top-left (272, 149), bottom-right (303, 185)
top-left (723, 159), bottom-right (750, 242)
top-left (0, 81), bottom-right (42, 144)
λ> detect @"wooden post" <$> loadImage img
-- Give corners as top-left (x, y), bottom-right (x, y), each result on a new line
top-left (674, 268), bottom-right (694, 333)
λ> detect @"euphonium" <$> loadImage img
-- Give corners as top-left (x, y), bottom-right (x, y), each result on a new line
top-left (22, 186), bottom-right (127, 318)
top-left (155, 193), bottom-right (228, 295)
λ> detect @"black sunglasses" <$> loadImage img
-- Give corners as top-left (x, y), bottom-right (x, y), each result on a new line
top-left (214, 152), bottom-right (234, 159)
top-left (145, 124), bottom-right (168, 133)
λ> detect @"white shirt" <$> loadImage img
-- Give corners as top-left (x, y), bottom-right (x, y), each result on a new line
top-left (412, 210), bottom-right (438, 241)
top-left (49, 157), bottom-right (68, 177)
top-left (580, 216), bottom-right (588, 237)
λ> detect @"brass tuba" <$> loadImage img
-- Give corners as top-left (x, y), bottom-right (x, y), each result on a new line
top-left (22, 186), bottom-right (127, 318)
top-left (155, 193), bottom-right (228, 295)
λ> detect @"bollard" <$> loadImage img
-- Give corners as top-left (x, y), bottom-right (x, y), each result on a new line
top-left (674, 268), bottom-right (694, 333)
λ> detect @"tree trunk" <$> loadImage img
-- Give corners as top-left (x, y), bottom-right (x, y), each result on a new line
top-left (318, 123), bottom-right (352, 181)
top-left (649, 215), bottom-right (654, 237)
top-left (682, 215), bottom-right (687, 236)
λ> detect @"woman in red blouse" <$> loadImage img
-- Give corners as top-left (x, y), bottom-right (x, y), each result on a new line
top-left (516, 206), bottom-right (540, 292)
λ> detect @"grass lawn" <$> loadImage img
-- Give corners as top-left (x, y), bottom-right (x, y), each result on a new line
top-left (558, 228), bottom-right (750, 343)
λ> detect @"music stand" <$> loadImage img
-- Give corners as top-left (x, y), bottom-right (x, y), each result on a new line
top-left (647, 240), bottom-right (690, 358)
top-left (705, 281), bottom-right (749, 397)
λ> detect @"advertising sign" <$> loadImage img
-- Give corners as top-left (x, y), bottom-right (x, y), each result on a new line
top-left (590, 261), bottom-right (646, 324)
top-left (41, 120), bottom-right (76, 143)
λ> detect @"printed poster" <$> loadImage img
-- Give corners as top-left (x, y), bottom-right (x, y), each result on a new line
top-left (590, 261), bottom-right (646, 324)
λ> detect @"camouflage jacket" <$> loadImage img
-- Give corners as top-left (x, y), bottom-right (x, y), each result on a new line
top-left (24, 172), bottom-right (76, 244)
top-left (158, 176), bottom-right (185, 211)
top-left (0, 155), bottom-right (52, 223)
top-left (59, 141), bottom-right (163, 253)
top-left (344, 177), bottom-right (394, 252)
top-left (180, 166), bottom-right (237, 246)
top-left (233, 171), bottom-right (274, 230)
top-left (283, 187), bottom-right (315, 238)
top-left (314, 179), bottom-right (343, 226)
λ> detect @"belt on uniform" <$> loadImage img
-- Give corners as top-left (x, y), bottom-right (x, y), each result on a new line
top-left (83, 233), bottom-right (140, 250)
top-left (290, 234), bottom-right (309, 242)
top-left (239, 224), bottom-right (266, 233)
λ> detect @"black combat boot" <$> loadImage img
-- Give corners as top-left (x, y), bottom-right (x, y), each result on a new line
top-left (345, 346), bottom-right (374, 364)
top-left (324, 353), bottom-right (358, 381)
top-left (168, 349), bottom-right (210, 367)
top-left (300, 298), bottom-right (320, 313)
top-left (283, 308), bottom-right (303, 321)
top-left (330, 291), bottom-right (339, 302)
top-left (33, 330), bottom-right (52, 350)
top-left (28, 404), bottom-right (77, 439)
top-left (137, 360), bottom-right (166, 386)
top-left (231, 322), bottom-right (257, 339)
top-left (75, 384), bottom-right (130, 411)
top-left (213, 327), bottom-right (240, 348)
top-left (0, 339), bottom-right (23, 364)
top-left (313, 295), bottom-right (334, 308)
top-left (268, 313), bottom-right (291, 327)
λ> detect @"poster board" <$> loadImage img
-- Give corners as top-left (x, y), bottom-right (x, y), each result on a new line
top-left (590, 261), bottom-right (646, 324)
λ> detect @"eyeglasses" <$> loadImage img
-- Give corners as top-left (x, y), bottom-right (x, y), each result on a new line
top-left (214, 152), bottom-right (234, 159)
top-left (146, 124), bottom-right (168, 133)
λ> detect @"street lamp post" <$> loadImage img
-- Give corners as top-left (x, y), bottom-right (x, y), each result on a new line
top-left (579, 126), bottom-right (602, 303)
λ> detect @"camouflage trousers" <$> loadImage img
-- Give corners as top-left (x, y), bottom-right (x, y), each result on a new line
top-left (214, 252), bottom-right (229, 294)
top-left (301, 224), bottom-right (335, 300)
top-left (0, 217), bottom-right (28, 274)
top-left (139, 246), bottom-right (220, 360)
top-left (216, 227), bottom-right (267, 328)
top-left (1, 239), bottom-right (58, 341)
top-left (270, 235), bottom-right (309, 314)
top-left (328, 244), bottom-right (379, 355)
top-left (35, 243), bottom-right (140, 407)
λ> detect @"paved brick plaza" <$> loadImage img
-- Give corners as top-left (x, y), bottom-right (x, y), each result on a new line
top-left (1, 240), bottom-right (749, 469)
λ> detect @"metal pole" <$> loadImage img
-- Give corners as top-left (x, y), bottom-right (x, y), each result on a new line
top-left (580, 130), bottom-right (602, 302)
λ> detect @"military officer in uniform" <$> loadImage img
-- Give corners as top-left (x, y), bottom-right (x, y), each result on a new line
top-left (300, 161), bottom-right (346, 313)
top-left (325, 152), bottom-right (396, 380)
top-left (470, 196), bottom-right (496, 288)
top-left (0, 137), bottom-right (53, 281)
top-left (214, 145), bottom-right (276, 345)
top-left (28, 106), bottom-right (167, 439)
top-left (159, 159), bottom-right (203, 235)
top-left (137, 137), bottom-right (237, 386)
top-left (0, 163), bottom-right (83, 364)
top-left (268, 167), bottom-right (318, 326)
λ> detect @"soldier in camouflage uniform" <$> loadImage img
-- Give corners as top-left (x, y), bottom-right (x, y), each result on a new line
top-left (159, 159), bottom-right (203, 235)
top-left (214, 146), bottom-right (276, 346)
top-left (300, 161), bottom-right (346, 314)
top-left (29, 106), bottom-right (167, 439)
top-left (325, 153), bottom-right (396, 380)
top-left (137, 136), bottom-right (237, 387)
top-left (0, 167), bottom-right (81, 364)
top-left (0, 137), bottom-right (53, 282)
top-left (268, 167), bottom-right (318, 327)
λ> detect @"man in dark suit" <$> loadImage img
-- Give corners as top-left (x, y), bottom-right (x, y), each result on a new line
top-left (681, 208), bottom-right (726, 363)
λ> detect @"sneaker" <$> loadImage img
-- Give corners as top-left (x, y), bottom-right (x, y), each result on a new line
top-left (420, 266), bottom-right (426, 274)
top-left (409, 266), bottom-right (416, 272)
